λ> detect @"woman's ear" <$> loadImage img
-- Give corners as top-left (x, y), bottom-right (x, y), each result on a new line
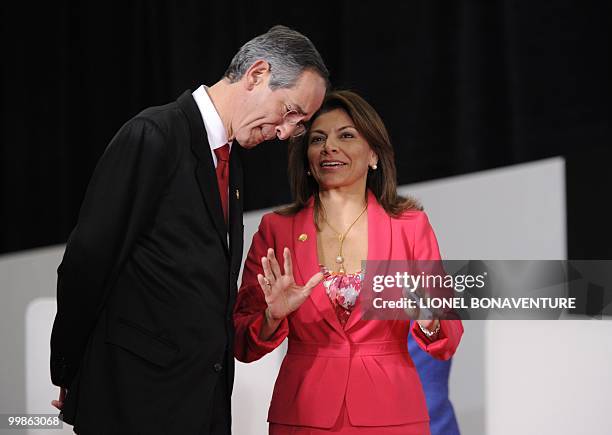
top-left (370, 151), bottom-right (378, 168)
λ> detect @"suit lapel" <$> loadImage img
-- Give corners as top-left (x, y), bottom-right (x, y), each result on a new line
top-left (229, 143), bottom-right (244, 271)
top-left (345, 191), bottom-right (392, 331)
top-left (292, 199), bottom-right (346, 337)
top-left (177, 91), bottom-right (228, 255)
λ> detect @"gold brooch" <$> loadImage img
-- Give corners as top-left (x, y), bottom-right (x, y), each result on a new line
top-left (298, 233), bottom-right (308, 242)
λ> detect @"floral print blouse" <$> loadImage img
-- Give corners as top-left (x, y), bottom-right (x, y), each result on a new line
top-left (320, 265), bottom-right (364, 326)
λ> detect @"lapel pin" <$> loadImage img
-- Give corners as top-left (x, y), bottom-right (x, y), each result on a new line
top-left (235, 189), bottom-right (240, 200)
top-left (298, 233), bottom-right (308, 242)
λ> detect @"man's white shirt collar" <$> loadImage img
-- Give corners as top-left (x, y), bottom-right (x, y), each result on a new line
top-left (192, 85), bottom-right (230, 167)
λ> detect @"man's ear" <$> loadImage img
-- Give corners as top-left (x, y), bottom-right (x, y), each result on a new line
top-left (244, 59), bottom-right (271, 91)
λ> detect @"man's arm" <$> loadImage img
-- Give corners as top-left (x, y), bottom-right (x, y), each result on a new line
top-left (50, 117), bottom-right (171, 387)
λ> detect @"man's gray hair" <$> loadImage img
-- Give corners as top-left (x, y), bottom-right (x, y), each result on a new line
top-left (224, 25), bottom-right (329, 90)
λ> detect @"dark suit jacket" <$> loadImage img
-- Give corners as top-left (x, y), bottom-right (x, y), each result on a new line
top-left (50, 90), bottom-right (244, 434)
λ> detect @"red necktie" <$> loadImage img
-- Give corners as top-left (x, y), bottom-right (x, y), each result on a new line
top-left (214, 144), bottom-right (230, 224)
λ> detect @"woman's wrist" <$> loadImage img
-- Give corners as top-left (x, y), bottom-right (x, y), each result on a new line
top-left (265, 307), bottom-right (284, 323)
top-left (418, 319), bottom-right (440, 338)
top-left (259, 308), bottom-right (283, 341)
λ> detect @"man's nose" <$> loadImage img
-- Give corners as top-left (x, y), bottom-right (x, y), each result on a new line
top-left (275, 124), bottom-right (293, 141)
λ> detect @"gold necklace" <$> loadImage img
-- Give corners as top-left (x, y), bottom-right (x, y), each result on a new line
top-left (320, 202), bottom-right (368, 274)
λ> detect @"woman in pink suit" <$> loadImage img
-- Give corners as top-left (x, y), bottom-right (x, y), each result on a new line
top-left (234, 90), bottom-right (463, 434)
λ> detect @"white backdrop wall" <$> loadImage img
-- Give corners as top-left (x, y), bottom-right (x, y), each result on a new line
top-left (2, 157), bottom-right (611, 435)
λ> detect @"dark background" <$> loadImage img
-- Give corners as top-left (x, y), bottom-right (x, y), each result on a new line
top-left (1, 1), bottom-right (610, 256)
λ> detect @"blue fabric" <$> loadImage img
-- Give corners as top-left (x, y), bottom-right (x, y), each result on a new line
top-left (408, 328), bottom-right (460, 435)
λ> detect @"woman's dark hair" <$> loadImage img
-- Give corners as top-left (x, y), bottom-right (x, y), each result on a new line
top-left (277, 90), bottom-right (421, 226)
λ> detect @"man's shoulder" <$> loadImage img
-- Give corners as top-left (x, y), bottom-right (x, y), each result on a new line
top-left (128, 91), bottom-right (194, 138)
top-left (104, 95), bottom-right (193, 169)
top-left (133, 100), bottom-right (184, 133)
top-left (139, 99), bottom-right (180, 118)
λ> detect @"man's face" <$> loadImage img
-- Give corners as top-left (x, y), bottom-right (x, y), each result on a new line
top-left (233, 69), bottom-right (327, 149)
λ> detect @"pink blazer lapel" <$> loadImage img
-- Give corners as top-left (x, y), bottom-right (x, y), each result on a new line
top-left (345, 191), bottom-right (392, 331)
top-left (291, 198), bottom-right (346, 337)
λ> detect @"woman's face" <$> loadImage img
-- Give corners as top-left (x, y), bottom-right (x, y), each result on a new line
top-left (306, 108), bottom-right (377, 192)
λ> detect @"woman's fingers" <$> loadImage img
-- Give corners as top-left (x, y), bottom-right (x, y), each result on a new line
top-left (261, 256), bottom-right (276, 285)
top-left (257, 274), bottom-right (272, 296)
top-left (267, 248), bottom-right (282, 278)
top-left (285, 272), bottom-right (323, 309)
top-left (303, 272), bottom-right (324, 295)
top-left (261, 248), bottom-right (314, 315)
top-left (283, 247), bottom-right (293, 279)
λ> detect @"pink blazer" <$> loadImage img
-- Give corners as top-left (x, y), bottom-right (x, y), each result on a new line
top-left (234, 191), bottom-right (463, 428)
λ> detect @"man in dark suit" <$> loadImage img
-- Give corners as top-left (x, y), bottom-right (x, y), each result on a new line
top-left (50, 25), bottom-right (328, 435)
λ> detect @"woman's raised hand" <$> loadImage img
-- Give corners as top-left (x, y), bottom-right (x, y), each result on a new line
top-left (258, 247), bottom-right (323, 322)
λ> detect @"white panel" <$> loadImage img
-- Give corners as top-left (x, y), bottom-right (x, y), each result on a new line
top-left (231, 206), bottom-right (286, 435)
top-left (25, 298), bottom-right (74, 435)
top-left (486, 320), bottom-right (612, 435)
top-left (400, 157), bottom-right (568, 434)
top-left (400, 157), bottom-right (567, 260)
